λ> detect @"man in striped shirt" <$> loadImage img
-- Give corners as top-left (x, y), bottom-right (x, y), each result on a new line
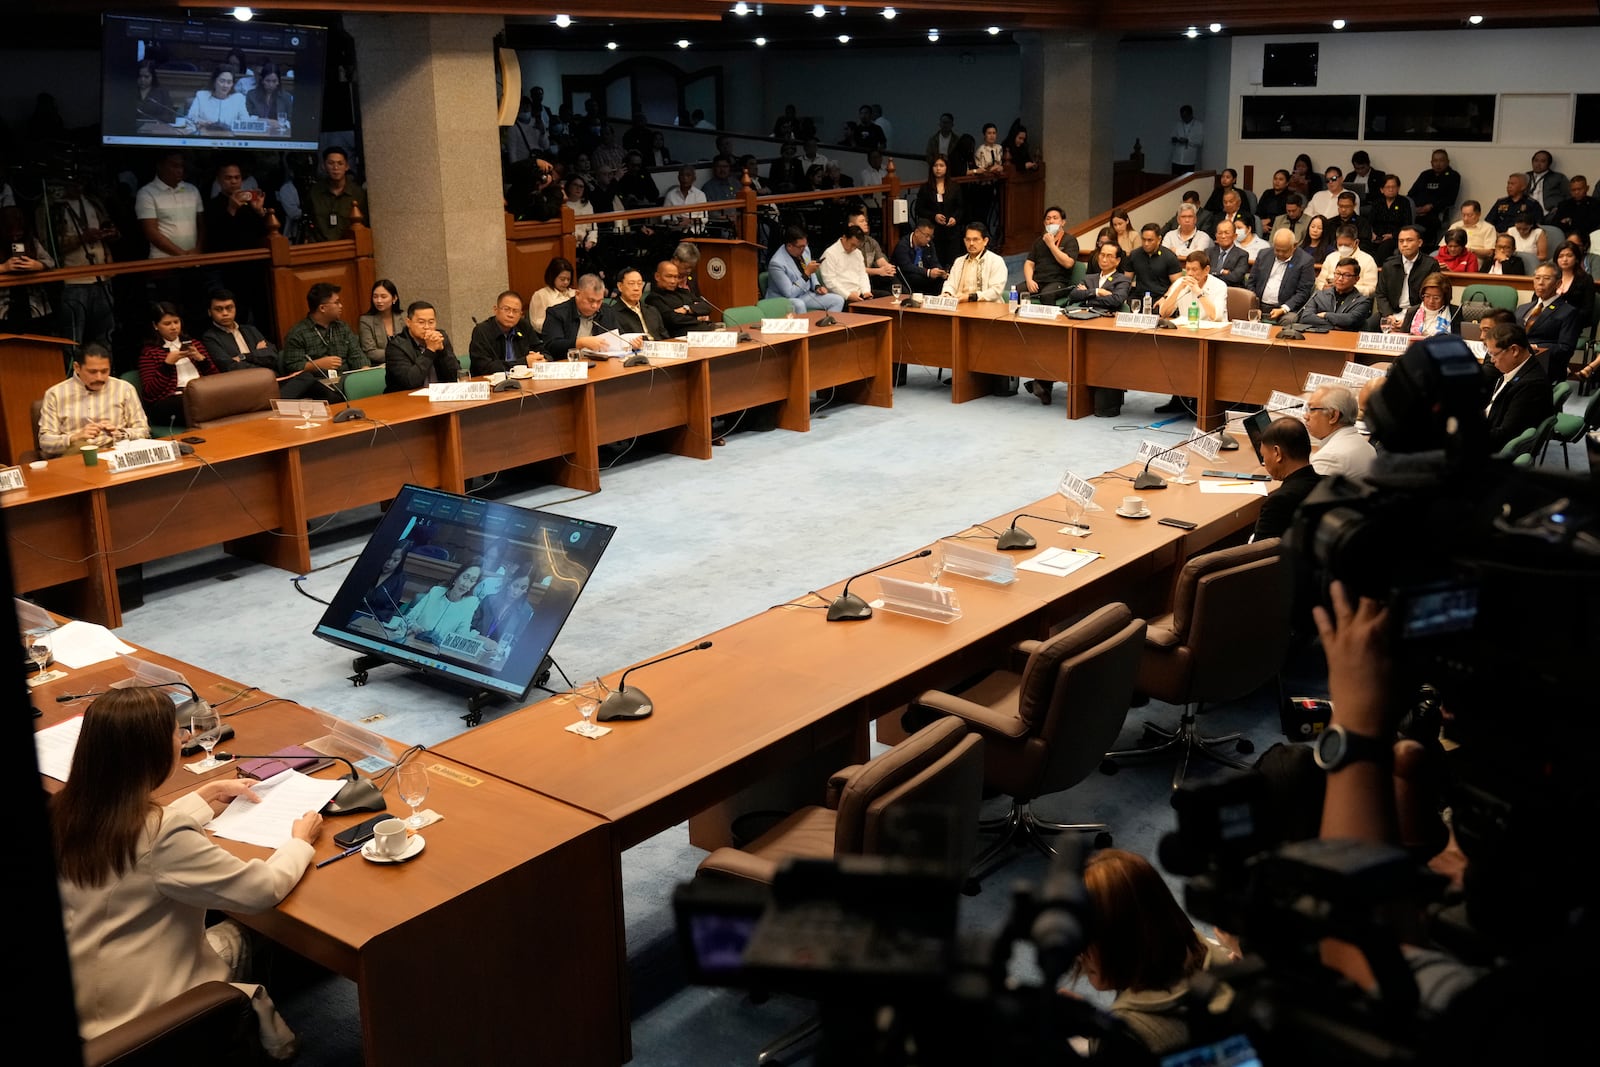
top-left (38, 345), bottom-right (149, 457)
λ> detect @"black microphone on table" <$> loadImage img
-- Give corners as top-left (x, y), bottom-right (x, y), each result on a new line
top-left (596, 640), bottom-right (714, 721)
top-left (996, 513), bottom-right (1088, 551)
top-left (318, 360), bottom-right (366, 423)
top-left (827, 549), bottom-right (933, 621)
top-left (207, 751), bottom-right (388, 815)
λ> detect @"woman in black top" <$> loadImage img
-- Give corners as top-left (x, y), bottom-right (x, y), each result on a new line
top-left (915, 155), bottom-right (964, 269)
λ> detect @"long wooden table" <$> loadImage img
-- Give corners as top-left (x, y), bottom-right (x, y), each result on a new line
top-left (4, 312), bottom-right (890, 627)
top-left (855, 297), bottom-right (1370, 423)
top-left (32, 646), bottom-right (626, 1067)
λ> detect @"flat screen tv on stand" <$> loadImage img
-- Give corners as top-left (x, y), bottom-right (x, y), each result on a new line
top-left (312, 485), bottom-right (615, 726)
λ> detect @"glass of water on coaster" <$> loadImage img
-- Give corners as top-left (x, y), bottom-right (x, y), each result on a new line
top-left (189, 706), bottom-right (226, 771)
top-left (397, 760), bottom-right (431, 829)
top-left (573, 678), bottom-right (607, 737)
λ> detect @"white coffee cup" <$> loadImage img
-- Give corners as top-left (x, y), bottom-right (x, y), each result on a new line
top-left (1121, 495), bottom-right (1146, 515)
top-left (372, 817), bottom-right (409, 858)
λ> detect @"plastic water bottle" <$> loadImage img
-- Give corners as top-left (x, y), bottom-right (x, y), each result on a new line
top-left (1009, 285), bottom-right (1019, 312)
top-left (1141, 292), bottom-right (1152, 316)
top-left (1188, 302), bottom-right (1200, 330)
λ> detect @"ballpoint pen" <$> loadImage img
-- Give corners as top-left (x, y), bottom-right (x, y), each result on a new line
top-left (316, 843), bottom-right (366, 868)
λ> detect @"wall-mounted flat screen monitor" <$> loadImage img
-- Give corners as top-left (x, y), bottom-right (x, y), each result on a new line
top-left (1261, 43), bottom-right (1318, 88)
top-left (102, 13), bottom-right (327, 151)
top-left (313, 485), bottom-right (615, 702)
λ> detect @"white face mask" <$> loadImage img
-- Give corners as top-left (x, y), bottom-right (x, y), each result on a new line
top-left (1044, 222), bottom-right (1061, 236)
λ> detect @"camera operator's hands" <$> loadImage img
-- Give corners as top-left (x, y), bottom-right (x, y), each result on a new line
top-left (1313, 581), bottom-right (1391, 738)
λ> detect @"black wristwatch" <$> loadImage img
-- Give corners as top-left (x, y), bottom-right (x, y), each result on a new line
top-left (1313, 724), bottom-right (1391, 772)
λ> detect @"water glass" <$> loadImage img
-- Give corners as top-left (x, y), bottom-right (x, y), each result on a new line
top-left (890, 283), bottom-right (903, 305)
top-left (397, 761), bottom-right (431, 830)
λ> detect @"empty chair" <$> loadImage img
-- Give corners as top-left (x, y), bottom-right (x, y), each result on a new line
top-left (83, 982), bottom-right (261, 1067)
top-left (1107, 539), bottom-right (1291, 789)
top-left (756, 297), bottom-right (796, 320)
top-left (180, 366), bottom-right (278, 428)
top-left (721, 305), bottom-right (763, 326)
top-left (1546, 389), bottom-right (1600, 467)
top-left (339, 365), bottom-right (387, 402)
top-left (906, 603), bottom-right (1147, 873)
top-left (1225, 286), bottom-right (1259, 321)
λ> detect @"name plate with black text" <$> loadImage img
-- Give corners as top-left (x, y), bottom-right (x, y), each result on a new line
top-left (1230, 319), bottom-right (1272, 339)
top-left (1114, 312), bottom-right (1160, 330)
top-left (1357, 331), bottom-right (1411, 354)
top-left (531, 362), bottom-right (588, 379)
top-left (1136, 440), bottom-right (1190, 476)
top-left (104, 441), bottom-right (182, 474)
top-left (686, 331), bottom-right (740, 347)
top-left (921, 295), bottom-right (960, 312)
top-left (427, 382), bottom-right (491, 402)
top-left (1018, 303), bottom-right (1062, 321)
top-left (760, 317), bottom-right (809, 334)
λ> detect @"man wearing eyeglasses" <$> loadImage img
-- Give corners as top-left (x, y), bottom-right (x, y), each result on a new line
top-left (281, 281), bottom-right (367, 400)
top-left (1295, 259), bottom-right (1372, 332)
top-left (1481, 322), bottom-right (1554, 454)
top-left (469, 291), bottom-right (539, 374)
top-left (1305, 385), bottom-right (1375, 482)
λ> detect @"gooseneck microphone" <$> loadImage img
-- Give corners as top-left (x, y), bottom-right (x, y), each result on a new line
top-left (210, 751), bottom-right (388, 815)
top-left (996, 513), bottom-right (1088, 551)
top-left (320, 359), bottom-right (366, 423)
top-left (596, 641), bottom-right (714, 721)
top-left (827, 549), bottom-right (933, 621)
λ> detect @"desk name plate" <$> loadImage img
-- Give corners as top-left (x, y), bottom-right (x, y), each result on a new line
top-left (1187, 428), bottom-right (1223, 461)
top-left (1303, 371), bottom-right (1348, 393)
top-left (1230, 319), bottom-right (1272, 339)
top-left (1136, 439), bottom-right (1190, 476)
top-left (1017, 303), bottom-right (1062, 321)
top-left (104, 440), bottom-right (182, 474)
top-left (0, 465), bottom-right (24, 493)
top-left (270, 398), bottom-right (329, 421)
top-left (1341, 361), bottom-right (1385, 386)
top-left (921, 295), bottom-right (960, 312)
top-left (1114, 312), bottom-right (1160, 330)
top-left (531, 361), bottom-right (588, 379)
top-left (1266, 389), bottom-right (1309, 418)
top-left (686, 330), bottom-right (740, 347)
top-left (1057, 470), bottom-right (1097, 507)
top-left (874, 575), bottom-right (962, 623)
top-left (1357, 331), bottom-right (1412, 354)
top-left (760, 317), bottom-right (809, 335)
top-left (641, 340), bottom-right (688, 360)
top-left (427, 382), bottom-right (492, 402)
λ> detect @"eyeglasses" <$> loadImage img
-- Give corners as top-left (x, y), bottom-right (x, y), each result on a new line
top-left (1333, 271), bottom-right (1358, 279)
top-left (1305, 406), bottom-right (1335, 415)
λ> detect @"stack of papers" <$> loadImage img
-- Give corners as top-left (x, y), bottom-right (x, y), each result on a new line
top-left (1017, 548), bottom-right (1102, 577)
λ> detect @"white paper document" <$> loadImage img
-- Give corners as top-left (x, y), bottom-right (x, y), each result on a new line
top-left (35, 716), bottom-right (85, 781)
top-left (205, 770), bottom-right (346, 848)
top-left (1017, 547), bottom-right (1102, 577)
top-left (47, 620), bottom-right (136, 669)
top-left (1199, 481), bottom-right (1270, 496)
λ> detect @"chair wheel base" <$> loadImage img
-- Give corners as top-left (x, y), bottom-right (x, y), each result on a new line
top-left (971, 801), bottom-right (1109, 881)
top-left (1106, 707), bottom-right (1254, 789)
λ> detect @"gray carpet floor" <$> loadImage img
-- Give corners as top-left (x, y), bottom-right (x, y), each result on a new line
top-left (115, 334), bottom-right (1590, 1065)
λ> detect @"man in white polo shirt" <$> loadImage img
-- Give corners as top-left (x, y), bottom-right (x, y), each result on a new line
top-left (135, 151), bottom-right (203, 258)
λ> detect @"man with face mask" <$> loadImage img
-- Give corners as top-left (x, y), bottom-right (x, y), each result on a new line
top-left (1023, 207), bottom-right (1077, 304)
top-left (1315, 224), bottom-right (1377, 296)
top-left (1305, 385), bottom-right (1375, 483)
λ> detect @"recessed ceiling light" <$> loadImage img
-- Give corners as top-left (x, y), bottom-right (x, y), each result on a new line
top-left (927, 28), bottom-right (939, 42)
top-left (1331, 19), bottom-right (1346, 29)
top-left (754, 36), bottom-right (767, 46)
top-left (732, 1), bottom-right (750, 14)
top-left (605, 41), bottom-right (618, 50)
top-left (811, 3), bottom-right (825, 16)
top-left (553, 13), bottom-right (572, 28)
top-left (882, 6), bottom-right (897, 18)
top-left (677, 39), bottom-right (690, 48)
top-left (987, 26), bottom-right (1001, 36)
top-left (1468, 14), bottom-right (1484, 24)
top-left (231, 6), bottom-right (253, 21)
top-left (1209, 23), bottom-right (1222, 33)
top-left (1184, 26), bottom-right (1200, 39)
top-left (837, 34), bottom-right (851, 44)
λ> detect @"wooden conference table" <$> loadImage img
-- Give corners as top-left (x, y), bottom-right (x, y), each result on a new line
top-left (4, 311), bottom-right (889, 628)
top-left (856, 296), bottom-right (1370, 423)
top-left (32, 643), bottom-right (626, 1067)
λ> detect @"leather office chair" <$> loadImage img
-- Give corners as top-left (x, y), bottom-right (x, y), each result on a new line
top-left (1106, 539), bottom-right (1291, 789)
top-left (181, 367), bottom-right (279, 428)
top-left (696, 719), bottom-right (982, 1066)
top-left (1225, 286), bottom-right (1259, 321)
top-left (905, 603), bottom-right (1146, 874)
top-left (82, 981), bottom-right (263, 1066)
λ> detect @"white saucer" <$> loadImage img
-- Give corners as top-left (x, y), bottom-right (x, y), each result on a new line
top-left (362, 834), bottom-right (426, 864)
top-left (1115, 507), bottom-right (1152, 519)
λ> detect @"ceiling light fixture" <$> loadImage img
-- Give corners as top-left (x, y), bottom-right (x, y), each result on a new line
top-left (1209, 23), bottom-right (1222, 33)
top-left (231, 6), bottom-right (253, 20)
top-left (1331, 19), bottom-right (1346, 29)
top-left (987, 26), bottom-right (1001, 36)
top-left (882, 6), bottom-right (897, 18)
top-left (927, 28), bottom-right (939, 42)
top-left (553, 14), bottom-right (572, 28)
top-left (1468, 14), bottom-right (1484, 24)
top-left (732, 2), bottom-right (750, 14)
top-left (838, 34), bottom-right (851, 44)
top-left (677, 38), bottom-right (690, 48)
top-left (1184, 26), bottom-right (1199, 38)
top-left (754, 36), bottom-right (768, 46)
top-left (606, 41), bottom-right (618, 50)
top-left (811, 3), bottom-right (826, 16)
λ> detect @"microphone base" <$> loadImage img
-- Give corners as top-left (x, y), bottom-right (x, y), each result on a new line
top-left (995, 528), bottom-right (1037, 550)
top-left (622, 354), bottom-right (651, 368)
top-left (1132, 470), bottom-right (1169, 491)
top-left (332, 407), bottom-right (366, 423)
top-left (1217, 431), bottom-right (1241, 451)
top-left (491, 379), bottom-right (522, 392)
top-left (826, 592), bottom-right (874, 622)
top-left (597, 687), bottom-right (654, 721)
top-left (324, 775), bottom-right (387, 815)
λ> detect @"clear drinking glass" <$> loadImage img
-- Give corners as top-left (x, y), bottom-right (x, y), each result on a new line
top-left (573, 679), bottom-right (607, 737)
top-left (28, 640), bottom-right (50, 676)
top-left (1247, 309), bottom-right (1262, 324)
top-left (189, 707), bottom-right (224, 771)
top-left (890, 282), bottom-right (903, 305)
top-left (397, 761), bottom-right (431, 830)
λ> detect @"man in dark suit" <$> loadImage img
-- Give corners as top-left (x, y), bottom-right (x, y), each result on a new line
top-left (1372, 226), bottom-right (1442, 332)
top-left (1406, 149), bottom-right (1461, 245)
top-left (199, 289), bottom-right (279, 373)
top-left (384, 301), bottom-right (460, 392)
top-left (1253, 417), bottom-right (1322, 542)
top-left (645, 259), bottom-right (713, 337)
top-left (612, 267), bottom-right (667, 340)
top-left (1483, 322), bottom-right (1554, 453)
top-left (1518, 264), bottom-right (1582, 384)
top-left (467, 291), bottom-right (539, 375)
top-left (890, 219), bottom-right (949, 295)
top-left (1293, 257), bottom-right (1372, 331)
top-left (1250, 229), bottom-right (1315, 321)
top-left (1208, 220), bottom-right (1250, 288)
top-left (1032, 242), bottom-right (1131, 413)
top-left (542, 274), bottom-right (635, 357)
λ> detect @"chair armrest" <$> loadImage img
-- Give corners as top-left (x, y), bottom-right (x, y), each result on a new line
top-left (82, 981), bottom-right (256, 1067)
top-left (1008, 639), bottom-right (1043, 673)
top-left (913, 690), bottom-right (1030, 739)
top-left (825, 765), bottom-right (866, 809)
top-left (696, 848), bottom-right (781, 887)
top-left (1145, 614), bottom-right (1182, 648)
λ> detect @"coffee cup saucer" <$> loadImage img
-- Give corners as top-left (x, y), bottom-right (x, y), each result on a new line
top-left (1115, 506), bottom-right (1152, 519)
top-left (362, 834), bottom-right (426, 864)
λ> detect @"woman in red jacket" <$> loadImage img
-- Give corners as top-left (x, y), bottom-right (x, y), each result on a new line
top-left (139, 301), bottom-right (217, 428)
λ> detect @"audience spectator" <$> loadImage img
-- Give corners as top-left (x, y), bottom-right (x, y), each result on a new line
top-left (611, 267), bottom-right (665, 340)
top-left (1307, 166), bottom-right (1348, 218)
top-left (1004, 123), bottom-right (1037, 171)
top-left (797, 138), bottom-right (830, 174)
top-left (139, 301), bottom-right (217, 426)
top-left (1482, 232), bottom-right (1527, 277)
top-left (1109, 210), bottom-right (1138, 257)
top-left (1203, 168), bottom-right (1247, 215)
top-left (1346, 150), bottom-right (1386, 204)
top-left (941, 222), bottom-right (1006, 303)
top-left (617, 153), bottom-right (660, 209)
top-left (1300, 215), bottom-right (1335, 266)
top-left (1483, 322), bottom-right (1554, 452)
top-left (1509, 207), bottom-right (1548, 261)
top-left (870, 105), bottom-right (893, 146)
top-left (206, 159), bottom-right (271, 322)
top-left (765, 225), bottom-right (845, 315)
top-left (0, 232), bottom-right (52, 332)
top-left (1485, 172), bottom-right (1543, 233)
top-left (1296, 257), bottom-right (1373, 332)
top-left (1023, 206), bottom-right (1078, 304)
top-left (914, 155), bottom-right (964, 268)
top-left (1316, 224), bottom-right (1378, 296)
top-left (1279, 192), bottom-right (1309, 243)
top-left (1253, 417), bottom-right (1322, 542)
top-left (528, 258), bottom-right (576, 334)
top-left (199, 289), bottom-right (279, 373)
top-left (1162, 203), bottom-right (1212, 257)
top-left (647, 132), bottom-right (676, 169)
top-left (1449, 200), bottom-right (1498, 259)
top-left (1525, 150), bottom-right (1568, 213)
top-left (1552, 241), bottom-right (1596, 331)
top-left (281, 282), bottom-right (366, 398)
top-left (1434, 229), bottom-right (1479, 274)
top-left (1209, 188), bottom-right (1255, 241)
top-left (925, 112), bottom-right (958, 163)
top-left (1289, 153), bottom-right (1321, 196)
top-left (38, 344), bottom-right (150, 457)
top-left (889, 218), bottom-right (948, 295)
top-left (564, 178), bottom-right (598, 253)
top-left (38, 172), bottom-right (118, 359)
top-left (592, 126), bottom-right (626, 176)
top-left (769, 142), bottom-right (808, 194)
top-left (468, 290), bottom-right (539, 374)
top-left (359, 280), bottom-right (400, 367)
top-left (1125, 224), bottom-right (1182, 310)
top-left (504, 95), bottom-right (549, 164)
top-left (135, 151), bottom-right (203, 258)
top-left (1306, 384), bottom-right (1375, 482)
top-left (1233, 220), bottom-right (1267, 266)
top-left (1168, 104), bottom-right (1203, 175)
top-left (1252, 228), bottom-right (1316, 321)
top-left (1161, 190), bottom-right (1213, 239)
top-left (384, 300), bottom-right (459, 392)
top-left (1373, 226), bottom-right (1441, 331)
top-left (543, 273), bottom-right (636, 356)
top-left (1520, 264), bottom-right (1581, 384)
top-left (1407, 149), bottom-right (1460, 244)
top-left (857, 149), bottom-right (888, 207)
top-left (848, 105), bottom-right (886, 152)
top-left (818, 226), bottom-right (873, 305)
top-left (304, 147), bottom-right (368, 242)
top-left (1548, 175), bottom-right (1598, 239)
top-left (1208, 220), bottom-right (1250, 288)
top-left (1255, 169), bottom-right (1291, 229)
top-left (844, 207), bottom-right (897, 295)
